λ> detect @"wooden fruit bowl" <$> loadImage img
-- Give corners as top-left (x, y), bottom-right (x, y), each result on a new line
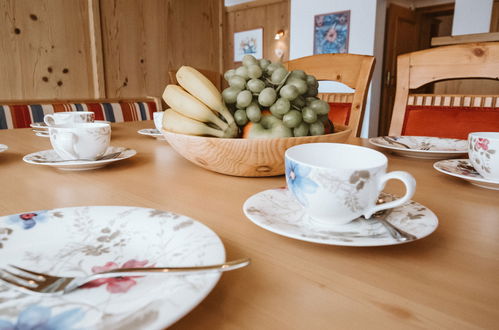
top-left (162, 124), bottom-right (352, 177)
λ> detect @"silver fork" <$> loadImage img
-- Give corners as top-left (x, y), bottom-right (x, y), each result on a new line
top-left (0, 258), bottom-right (250, 295)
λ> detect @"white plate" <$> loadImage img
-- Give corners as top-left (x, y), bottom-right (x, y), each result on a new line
top-left (35, 131), bottom-right (49, 138)
top-left (0, 144), bottom-right (7, 153)
top-left (23, 146), bottom-right (136, 171)
top-left (243, 188), bottom-right (438, 247)
top-left (0, 206), bottom-right (225, 329)
top-left (30, 120), bottom-right (110, 130)
top-left (137, 128), bottom-right (165, 140)
top-left (433, 159), bottom-right (499, 190)
top-left (369, 136), bottom-right (468, 159)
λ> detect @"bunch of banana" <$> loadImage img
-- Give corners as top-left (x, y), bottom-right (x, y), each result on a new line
top-left (162, 66), bottom-right (238, 138)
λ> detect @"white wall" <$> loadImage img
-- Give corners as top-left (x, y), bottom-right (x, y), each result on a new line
top-left (290, 0), bottom-right (379, 137)
top-left (452, 0), bottom-right (493, 35)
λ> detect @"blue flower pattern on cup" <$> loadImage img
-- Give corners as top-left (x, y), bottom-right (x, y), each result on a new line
top-left (285, 160), bottom-right (318, 205)
top-left (0, 305), bottom-right (85, 330)
top-left (7, 211), bottom-right (48, 230)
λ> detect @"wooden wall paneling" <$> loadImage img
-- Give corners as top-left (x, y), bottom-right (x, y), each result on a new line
top-left (100, 0), bottom-right (222, 100)
top-left (0, 0), bottom-right (99, 100)
top-left (165, 0), bottom-right (221, 78)
top-left (100, 0), bottom-right (167, 99)
top-left (223, 0), bottom-right (289, 72)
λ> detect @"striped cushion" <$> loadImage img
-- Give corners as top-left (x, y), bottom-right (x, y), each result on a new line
top-left (0, 101), bottom-right (157, 129)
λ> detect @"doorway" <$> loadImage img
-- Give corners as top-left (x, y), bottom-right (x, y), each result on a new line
top-left (378, 3), bottom-right (455, 136)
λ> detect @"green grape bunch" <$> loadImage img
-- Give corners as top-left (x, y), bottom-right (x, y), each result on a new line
top-left (222, 54), bottom-right (333, 138)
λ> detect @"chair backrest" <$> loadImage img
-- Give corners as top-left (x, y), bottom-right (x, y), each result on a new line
top-left (389, 42), bottom-right (499, 139)
top-left (169, 68), bottom-right (222, 91)
top-left (0, 97), bottom-right (159, 129)
top-left (285, 53), bottom-right (375, 137)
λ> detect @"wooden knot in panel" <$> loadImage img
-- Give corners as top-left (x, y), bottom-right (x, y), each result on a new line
top-left (473, 48), bottom-right (484, 57)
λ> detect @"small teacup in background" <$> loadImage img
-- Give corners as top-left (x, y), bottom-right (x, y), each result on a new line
top-left (44, 111), bottom-right (95, 126)
top-left (285, 143), bottom-right (416, 226)
top-left (468, 132), bottom-right (499, 180)
top-left (48, 122), bottom-right (111, 160)
top-left (153, 111), bottom-right (164, 131)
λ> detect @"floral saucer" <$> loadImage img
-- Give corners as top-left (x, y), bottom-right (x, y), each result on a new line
top-left (30, 120), bottom-right (109, 130)
top-left (433, 159), bottom-right (499, 190)
top-left (0, 206), bottom-right (225, 329)
top-left (0, 144), bottom-right (7, 153)
top-left (243, 188), bottom-right (438, 247)
top-left (369, 136), bottom-right (468, 159)
top-left (138, 128), bottom-right (165, 140)
top-left (34, 131), bottom-right (49, 138)
top-left (23, 146), bottom-right (136, 171)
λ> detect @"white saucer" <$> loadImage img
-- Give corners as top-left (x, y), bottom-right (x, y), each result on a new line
top-left (369, 136), bottom-right (468, 159)
top-left (243, 188), bottom-right (438, 247)
top-left (138, 128), bottom-right (165, 140)
top-left (433, 159), bottom-right (499, 190)
top-left (23, 146), bottom-right (136, 171)
top-left (0, 144), bottom-right (7, 153)
top-left (30, 120), bottom-right (110, 130)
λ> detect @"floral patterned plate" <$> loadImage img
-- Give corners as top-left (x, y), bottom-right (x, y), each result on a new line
top-left (0, 206), bottom-right (225, 329)
top-left (0, 144), bottom-right (7, 153)
top-left (137, 128), bottom-right (165, 140)
top-left (433, 159), bottom-right (499, 190)
top-left (243, 188), bottom-right (438, 247)
top-left (369, 136), bottom-right (468, 159)
top-left (23, 146), bottom-right (136, 171)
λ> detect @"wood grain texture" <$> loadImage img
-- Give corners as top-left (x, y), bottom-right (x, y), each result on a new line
top-left (389, 42), bottom-right (499, 136)
top-left (286, 53), bottom-right (375, 137)
top-left (162, 124), bottom-right (351, 177)
top-left (0, 121), bottom-right (498, 329)
top-left (0, 0), bottom-right (97, 99)
top-left (223, 0), bottom-right (289, 71)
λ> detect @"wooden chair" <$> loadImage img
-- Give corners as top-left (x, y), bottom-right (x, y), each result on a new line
top-left (389, 42), bottom-right (499, 139)
top-left (0, 97), bottom-right (160, 129)
top-left (285, 53), bottom-right (375, 137)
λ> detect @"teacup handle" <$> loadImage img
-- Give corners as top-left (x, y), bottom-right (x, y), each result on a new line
top-left (44, 114), bottom-right (56, 126)
top-left (363, 171), bottom-right (416, 219)
top-left (55, 131), bottom-right (79, 159)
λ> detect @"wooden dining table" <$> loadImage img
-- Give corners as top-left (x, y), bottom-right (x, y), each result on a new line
top-left (0, 121), bottom-right (498, 329)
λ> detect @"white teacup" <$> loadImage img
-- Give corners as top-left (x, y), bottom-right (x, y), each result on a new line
top-left (468, 132), bottom-right (499, 180)
top-left (44, 111), bottom-right (95, 126)
top-left (48, 123), bottom-right (111, 160)
top-left (285, 143), bottom-right (416, 226)
top-left (153, 111), bottom-right (164, 131)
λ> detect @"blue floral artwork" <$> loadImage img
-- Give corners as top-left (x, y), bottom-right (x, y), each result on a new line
top-left (234, 28), bottom-right (263, 62)
top-left (7, 210), bottom-right (48, 230)
top-left (313, 11), bottom-right (350, 55)
top-left (285, 161), bottom-right (318, 206)
top-left (0, 305), bottom-right (85, 330)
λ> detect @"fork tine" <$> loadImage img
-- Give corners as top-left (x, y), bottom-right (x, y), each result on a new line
top-left (1, 269), bottom-right (39, 285)
top-left (9, 265), bottom-right (47, 278)
top-left (0, 272), bottom-right (34, 290)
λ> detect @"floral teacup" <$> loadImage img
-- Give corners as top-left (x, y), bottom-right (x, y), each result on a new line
top-left (44, 111), bottom-right (95, 126)
top-left (285, 143), bottom-right (416, 226)
top-left (468, 132), bottom-right (499, 181)
top-left (48, 123), bottom-right (111, 160)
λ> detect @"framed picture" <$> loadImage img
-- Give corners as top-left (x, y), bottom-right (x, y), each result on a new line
top-left (234, 28), bottom-right (263, 62)
top-left (313, 10), bottom-right (350, 54)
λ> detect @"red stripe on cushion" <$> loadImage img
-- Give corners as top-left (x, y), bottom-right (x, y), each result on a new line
top-left (11, 105), bottom-right (31, 128)
top-left (120, 102), bottom-right (135, 122)
top-left (402, 105), bottom-right (499, 139)
top-left (53, 104), bottom-right (68, 113)
top-left (146, 101), bottom-right (157, 119)
top-left (85, 103), bottom-right (105, 121)
top-left (327, 102), bottom-right (351, 126)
